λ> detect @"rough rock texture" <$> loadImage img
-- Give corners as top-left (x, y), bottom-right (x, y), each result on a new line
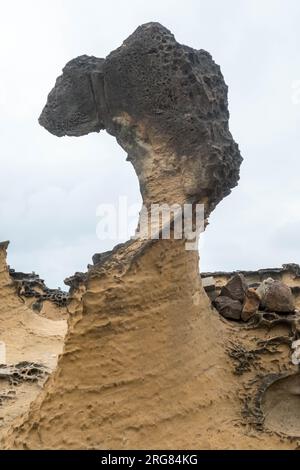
top-left (202, 263), bottom-right (300, 281)
top-left (0, 363), bottom-right (48, 388)
top-left (257, 279), bottom-right (295, 313)
top-left (0, 242), bottom-right (67, 439)
top-left (221, 274), bottom-right (248, 303)
top-left (292, 340), bottom-right (300, 366)
top-left (241, 288), bottom-right (260, 322)
top-left (202, 265), bottom-right (300, 313)
top-left (202, 264), bottom-right (300, 310)
top-left (3, 24), bottom-right (300, 450)
top-left (9, 269), bottom-right (68, 320)
top-left (212, 274), bottom-right (249, 321)
top-left (39, 22), bottom-right (242, 214)
top-left (213, 296), bottom-right (242, 320)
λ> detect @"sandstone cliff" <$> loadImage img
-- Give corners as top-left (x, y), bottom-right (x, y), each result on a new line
top-left (2, 23), bottom-right (299, 449)
top-left (0, 241), bottom-right (67, 440)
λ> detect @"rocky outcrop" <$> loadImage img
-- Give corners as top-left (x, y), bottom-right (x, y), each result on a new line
top-left (202, 264), bottom-right (300, 310)
top-left (202, 264), bottom-right (300, 315)
top-left (202, 263), bottom-right (300, 281)
top-left (3, 23), bottom-right (299, 450)
top-left (9, 269), bottom-right (68, 320)
top-left (209, 272), bottom-right (297, 321)
top-left (0, 241), bottom-right (67, 440)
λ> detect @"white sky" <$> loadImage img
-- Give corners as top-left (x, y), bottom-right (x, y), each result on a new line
top-left (0, 0), bottom-right (299, 288)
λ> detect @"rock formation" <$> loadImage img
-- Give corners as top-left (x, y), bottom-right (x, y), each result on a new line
top-left (0, 242), bottom-right (67, 440)
top-left (9, 269), bottom-right (68, 320)
top-left (202, 265), bottom-right (300, 311)
top-left (257, 279), bottom-right (295, 313)
top-left (2, 23), bottom-right (299, 449)
top-left (220, 274), bottom-right (248, 303)
top-left (39, 22), bottom-right (241, 213)
top-left (209, 271), bottom-right (298, 324)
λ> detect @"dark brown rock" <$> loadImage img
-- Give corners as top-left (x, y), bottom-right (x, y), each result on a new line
top-left (213, 296), bottom-right (242, 320)
top-left (205, 290), bottom-right (219, 303)
top-left (221, 273), bottom-right (248, 303)
top-left (257, 279), bottom-right (295, 313)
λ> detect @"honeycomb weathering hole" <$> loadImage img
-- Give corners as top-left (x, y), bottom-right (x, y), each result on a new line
top-left (262, 374), bottom-right (300, 437)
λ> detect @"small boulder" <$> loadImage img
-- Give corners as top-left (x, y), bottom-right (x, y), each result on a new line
top-left (241, 288), bottom-right (260, 322)
top-left (256, 277), bottom-right (273, 300)
top-left (221, 274), bottom-right (248, 303)
top-left (257, 278), bottom-right (295, 313)
top-left (213, 296), bottom-right (242, 320)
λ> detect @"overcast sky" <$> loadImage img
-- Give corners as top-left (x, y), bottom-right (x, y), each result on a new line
top-left (0, 0), bottom-right (299, 288)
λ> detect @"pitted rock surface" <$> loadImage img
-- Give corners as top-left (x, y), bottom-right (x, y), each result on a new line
top-left (40, 22), bottom-right (242, 214)
top-left (9, 269), bottom-right (68, 308)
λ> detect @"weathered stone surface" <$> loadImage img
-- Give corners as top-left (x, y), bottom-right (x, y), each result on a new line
top-left (92, 250), bottom-right (114, 266)
top-left (257, 279), bottom-right (295, 313)
top-left (202, 264), bottom-right (300, 280)
top-left (0, 241), bottom-right (67, 440)
top-left (241, 288), bottom-right (260, 322)
top-left (202, 265), bottom-right (300, 312)
top-left (202, 276), bottom-right (215, 291)
top-left (256, 277), bottom-right (273, 300)
top-left (39, 22), bottom-right (242, 214)
top-left (213, 295), bottom-right (242, 320)
top-left (221, 273), bottom-right (248, 303)
top-left (3, 22), bottom-right (300, 452)
top-left (0, 362), bottom-right (48, 386)
top-left (9, 269), bottom-right (68, 310)
top-left (291, 339), bottom-right (300, 365)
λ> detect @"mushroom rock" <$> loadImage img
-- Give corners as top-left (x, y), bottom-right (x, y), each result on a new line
top-left (3, 23), bottom-right (299, 450)
top-left (39, 22), bottom-right (242, 212)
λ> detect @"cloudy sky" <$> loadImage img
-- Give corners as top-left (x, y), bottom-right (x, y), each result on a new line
top-left (0, 0), bottom-right (299, 288)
